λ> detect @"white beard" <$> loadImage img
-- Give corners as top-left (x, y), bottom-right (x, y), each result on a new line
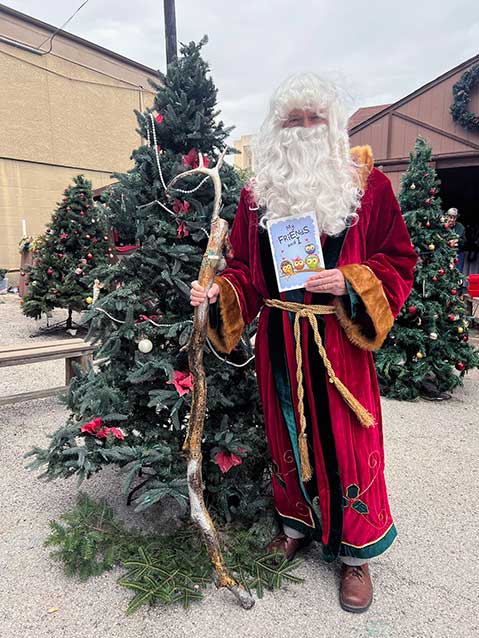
top-left (254, 124), bottom-right (361, 236)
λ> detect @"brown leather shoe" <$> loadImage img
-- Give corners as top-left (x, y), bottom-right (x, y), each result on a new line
top-left (339, 563), bottom-right (373, 613)
top-left (265, 532), bottom-right (311, 561)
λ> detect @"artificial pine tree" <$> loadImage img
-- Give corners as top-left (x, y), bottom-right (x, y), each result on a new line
top-left (375, 137), bottom-right (479, 399)
top-left (27, 39), bottom-right (269, 525)
top-left (22, 176), bottom-right (112, 329)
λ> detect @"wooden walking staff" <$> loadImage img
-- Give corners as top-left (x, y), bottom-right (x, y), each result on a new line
top-left (167, 150), bottom-right (255, 609)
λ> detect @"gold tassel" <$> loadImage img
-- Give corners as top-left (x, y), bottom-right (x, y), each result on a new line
top-left (298, 432), bottom-right (313, 482)
top-left (329, 376), bottom-right (375, 427)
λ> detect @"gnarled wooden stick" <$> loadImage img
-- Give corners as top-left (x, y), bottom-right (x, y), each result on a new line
top-left (167, 150), bottom-right (255, 609)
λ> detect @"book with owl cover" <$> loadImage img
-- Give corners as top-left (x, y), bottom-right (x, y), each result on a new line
top-left (266, 212), bottom-right (324, 292)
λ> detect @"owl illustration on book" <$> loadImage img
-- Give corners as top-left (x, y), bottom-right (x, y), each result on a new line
top-left (280, 259), bottom-right (294, 277)
top-left (293, 257), bottom-right (305, 271)
top-left (306, 254), bottom-right (320, 269)
top-left (305, 243), bottom-right (316, 254)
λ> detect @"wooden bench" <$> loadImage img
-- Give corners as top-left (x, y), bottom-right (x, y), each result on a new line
top-left (0, 338), bottom-right (95, 405)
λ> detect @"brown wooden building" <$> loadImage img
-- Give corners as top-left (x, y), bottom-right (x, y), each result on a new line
top-left (349, 54), bottom-right (479, 274)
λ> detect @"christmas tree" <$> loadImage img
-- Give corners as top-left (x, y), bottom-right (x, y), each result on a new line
top-left (22, 175), bottom-right (112, 329)
top-left (375, 137), bottom-right (479, 399)
top-left (27, 39), bottom-right (269, 525)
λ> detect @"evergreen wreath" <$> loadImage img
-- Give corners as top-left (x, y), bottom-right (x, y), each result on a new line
top-left (450, 64), bottom-right (479, 132)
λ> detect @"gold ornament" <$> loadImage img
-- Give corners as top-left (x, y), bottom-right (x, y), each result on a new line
top-left (416, 351), bottom-right (424, 359)
top-left (457, 327), bottom-right (464, 334)
top-left (85, 296), bottom-right (93, 304)
top-left (428, 243), bottom-right (435, 251)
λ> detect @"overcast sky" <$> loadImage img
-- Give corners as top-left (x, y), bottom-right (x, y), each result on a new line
top-left (3, 0), bottom-right (479, 142)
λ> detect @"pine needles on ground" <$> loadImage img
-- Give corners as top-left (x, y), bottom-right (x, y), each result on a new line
top-left (45, 493), bottom-right (304, 612)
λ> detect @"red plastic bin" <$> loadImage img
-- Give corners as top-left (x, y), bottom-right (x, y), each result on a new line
top-left (467, 274), bottom-right (479, 298)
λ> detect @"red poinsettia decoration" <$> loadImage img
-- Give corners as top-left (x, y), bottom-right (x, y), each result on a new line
top-left (173, 199), bottom-right (190, 214)
top-left (214, 448), bottom-right (247, 474)
top-left (183, 148), bottom-right (209, 169)
top-left (167, 370), bottom-right (194, 396)
top-left (80, 417), bottom-right (125, 439)
top-left (177, 222), bottom-right (189, 239)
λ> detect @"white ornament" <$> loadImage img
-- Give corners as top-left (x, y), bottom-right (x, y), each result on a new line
top-left (138, 338), bottom-right (153, 353)
top-left (410, 183), bottom-right (416, 190)
top-left (429, 332), bottom-right (438, 340)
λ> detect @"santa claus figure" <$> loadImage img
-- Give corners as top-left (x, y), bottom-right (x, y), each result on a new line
top-left (190, 73), bottom-right (417, 613)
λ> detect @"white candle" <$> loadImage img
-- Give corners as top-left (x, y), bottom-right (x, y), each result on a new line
top-left (22, 219), bottom-right (26, 236)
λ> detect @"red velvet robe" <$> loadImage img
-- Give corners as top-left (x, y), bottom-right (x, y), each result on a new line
top-left (209, 157), bottom-right (417, 560)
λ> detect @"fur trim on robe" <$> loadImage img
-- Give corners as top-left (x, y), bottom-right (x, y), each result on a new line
top-left (334, 264), bottom-right (395, 351)
top-left (207, 276), bottom-right (245, 353)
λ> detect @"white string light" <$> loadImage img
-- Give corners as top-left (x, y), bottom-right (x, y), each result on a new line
top-left (93, 307), bottom-right (255, 367)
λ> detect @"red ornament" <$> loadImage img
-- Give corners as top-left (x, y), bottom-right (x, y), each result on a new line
top-left (463, 335), bottom-right (469, 342)
top-left (87, 253), bottom-right (93, 259)
top-left (47, 268), bottom-right (53, 275)
top-left (443, 223), bottom-right (450, 229)
top-left (425, 198), bottom-right (431, 206)
top-left (432, 276), bottom-right (438, 282)
top-left (448, 314), bottom-right (455, 321)
top-left (438, 268), bottom-right (445, 276)
top-left (66, 207), bottom-right (71, 211)
top-left (155, 113), bottom-right (164, 123)
top-left (454, 257), bottom-right (459, 264)
top-left (103, 236), bottom-right (108, 241)
top-left (408, 305), bottom-right (417, 314)
top-left (58, 253), bottom-right (64, 258)
top-left (455, 362), bottom-right (465, 371)
top-left (60, 233), bottom-right (69, 240)
top-left (449, 240), bottom-right (456, 247)
top-left (108, 247), bottom-right (113, 252)
top-left (51, 289), bottom-right (57, 295)
top-left (25, 282), bottom-right (29, 286)
top-left (46, 228), bottom-right (51, 233)
top-left (451, 289), bottom-right (457, 295)
top-left (429, 188), bottom-right (437, 195)
top-left (20, 272), bottom-right (25, 277)
top-left (80, 212), bottom-right (85, 217)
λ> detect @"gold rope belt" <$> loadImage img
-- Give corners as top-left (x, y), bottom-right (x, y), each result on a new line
top-left (264, 298), bottom-right (375, 482)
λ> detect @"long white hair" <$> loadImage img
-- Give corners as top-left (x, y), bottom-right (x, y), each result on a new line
top-left (253, 73), bottom-right (362, 236)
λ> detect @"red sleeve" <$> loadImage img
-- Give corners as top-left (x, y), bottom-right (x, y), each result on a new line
top-left (335, 171), bottom-right (417, 351)
top-left (207, 188), bottom-right (264, 353)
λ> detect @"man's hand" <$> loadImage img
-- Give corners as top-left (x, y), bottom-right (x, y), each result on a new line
top-left (190, 280), bottom-right (220, 306)
top-left (304, 269), bottom-right (346, 296)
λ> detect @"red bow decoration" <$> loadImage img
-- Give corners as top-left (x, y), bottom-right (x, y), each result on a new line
top-left (177, 222), bottom-right (189, 238)
top-left (80, 417), bottom-right (125, 439)
top-left (214, 448), bottom-right (247, 474)
top-left (173, 199), bottom-right (190, 214)
top-left (167, 370), bottom-right (194, 396)
top-left (183, 148), bottom-right (209, 169)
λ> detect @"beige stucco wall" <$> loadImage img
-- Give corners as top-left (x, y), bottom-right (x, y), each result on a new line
top-left (233, 134), bottom-right (256, 172)
top-left (0, 158), bottom-right (114, 283)
top-left (0, 7), bottom-right (159, 279)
